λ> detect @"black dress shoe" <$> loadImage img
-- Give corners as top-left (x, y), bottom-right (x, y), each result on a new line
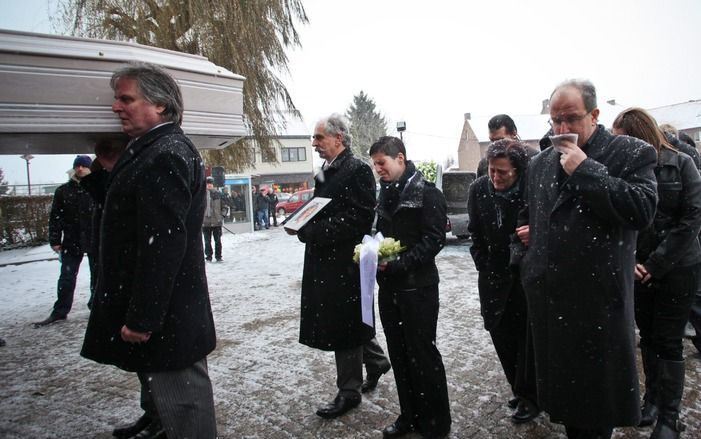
top-left (132, 419), bottom-right (166, 439)
top-left (512, 399), bottom-right (539, 424)
top-left (33, 314), bottom-right (66, 327)
top-left (315, 394), bottom-right (361, 419)
top-left (382, 419), bottom-right (414, 438)
top-left (361, 363), bottom-right (391, 393)
top-left (112, 414), bottom-right (152, 438)
top-left (508, 397), bottom-right (520, 409)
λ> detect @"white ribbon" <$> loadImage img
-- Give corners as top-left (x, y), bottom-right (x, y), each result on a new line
top-left (359, 232), bottom-right (383, 327)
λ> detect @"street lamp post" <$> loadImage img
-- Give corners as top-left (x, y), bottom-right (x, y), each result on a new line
top-left (20, 154), bottom-right (33, 195)
top-left (396, 121), bottom-right (406, 141)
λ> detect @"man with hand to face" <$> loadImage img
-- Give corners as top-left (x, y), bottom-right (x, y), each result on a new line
top-left (516, 79), bottom-right (658, 438)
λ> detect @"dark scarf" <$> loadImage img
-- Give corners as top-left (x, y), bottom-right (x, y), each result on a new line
top-left (379, 160), bottom-right (418, 214)
top-left (488, 177), bottom-right (522, 229)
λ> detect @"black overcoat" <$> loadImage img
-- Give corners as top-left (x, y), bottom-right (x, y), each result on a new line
top-left (376, 163), bottom-right (447, 289)
top-left (467, 175), bottom-right (526, 330)
top-left (81, 123), bottom-right (216, 372)
top-left (520, 126), bottom-right (658, 427)
top-left (296, 149), bottom-right (376, 351)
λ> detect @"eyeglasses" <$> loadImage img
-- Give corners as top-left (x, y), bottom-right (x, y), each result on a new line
top-left (548, 112), bottom-right (590, 127)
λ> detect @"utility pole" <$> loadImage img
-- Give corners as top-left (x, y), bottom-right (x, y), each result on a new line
top-left (20, 154), bottom-right (33, 195)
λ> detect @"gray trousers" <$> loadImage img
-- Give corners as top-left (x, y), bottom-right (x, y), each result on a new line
top-left (137, 358), bottom-right (216, 439)
top-left (334, 337), bottom-right (390, 397)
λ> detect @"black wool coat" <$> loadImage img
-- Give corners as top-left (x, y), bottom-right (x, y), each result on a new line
top-left (376, 163), bottom-right (447, 290)
top-left (49, 179), bottom-right (94, 256)
top-left (297, 148), bottom-right (376, 351)
top-left (467, 175), bottom-right (526, 330)
top-left (81, 124), bottom-right (216, 372)
top-left (520, 125), bottom-right (658, 427)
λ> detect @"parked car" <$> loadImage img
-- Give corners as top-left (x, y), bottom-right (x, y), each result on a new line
top-left (437, 169), bottom-right (476, 239)
top-left (276, 188), bottom-right (314, 216)
top-left (276, 192), bottom-right (292, 203)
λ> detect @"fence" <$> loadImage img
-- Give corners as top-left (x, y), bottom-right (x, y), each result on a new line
top-left (2, 183), bottom-right (61, 197)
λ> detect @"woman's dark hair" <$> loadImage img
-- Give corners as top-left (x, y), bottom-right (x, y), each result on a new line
top-left (486, 139), bottom-right (530, 176)
top-left (369, 136), bottom-right (406, 158)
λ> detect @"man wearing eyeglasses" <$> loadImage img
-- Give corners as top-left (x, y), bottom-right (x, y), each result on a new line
top-left (515, 79), bottom-right (658, 438)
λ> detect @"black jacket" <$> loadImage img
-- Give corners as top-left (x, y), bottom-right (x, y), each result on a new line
top-left (520, 125), bottom-right (658, 427)
top-left (376, 161), bottom-right (447, 290)
top-left (49, 179), bottom-right (94, 256)
top-left (81, 123), bottom-right (216, 372)
top-left (636, 146), bottom-right (701, 278)
top-left (467, 175), bottom-right (526, 330)
top-left (296, 148), bottom-right (376, 351)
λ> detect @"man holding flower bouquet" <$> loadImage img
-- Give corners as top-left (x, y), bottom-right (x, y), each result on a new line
top-left (370, 136), bottom-right (451, 439)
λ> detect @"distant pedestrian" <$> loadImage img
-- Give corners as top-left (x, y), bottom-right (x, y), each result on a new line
top-left (268, 189), bottom-right (279, 227)
top-left (203, 176), bottom-right (224, 262)
top-left (256, 187), bottom-right (270, 229)
top-left (34, 155), bottom-right (95, 327)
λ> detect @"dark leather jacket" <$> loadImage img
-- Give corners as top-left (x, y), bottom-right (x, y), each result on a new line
top-left (637, 147), bottom-right (701, 278)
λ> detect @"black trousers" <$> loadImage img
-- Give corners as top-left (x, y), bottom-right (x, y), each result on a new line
top-left (488, 282), bottom-right (537, 406)
top-left (202, 226), bottom-right (222, 260)
top-left (53, 252), bottom-right (95, 317)
top-left (379, 284), bottom-right (451, 437)
top-left (635, 263), bottom-right (700, 360)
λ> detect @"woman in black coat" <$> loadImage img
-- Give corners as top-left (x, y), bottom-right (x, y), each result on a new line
top-left (467, 139), bottom-right (538, 423)
top-left (369, 136), bottom-right (451, 439)
top-left (613, 108), bottom-right (701, 439)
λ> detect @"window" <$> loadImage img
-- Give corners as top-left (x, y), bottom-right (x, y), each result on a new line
top-left (281, 147), bottom-right (307, 162)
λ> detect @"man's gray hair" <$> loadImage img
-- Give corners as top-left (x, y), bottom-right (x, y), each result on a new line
top-left (110, 62), bottom-right (184, 126)
top-left (320, 113), bottom-right (352, 148)
top-left (551, 79), bottom-right (597, 113)
top-left (659, 123), bottom-right (678, 137)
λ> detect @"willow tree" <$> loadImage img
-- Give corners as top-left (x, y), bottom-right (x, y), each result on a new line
top-left (57, 0), bottom-right (308, 172)
top-left (346, 91), bottom-right (387, 161)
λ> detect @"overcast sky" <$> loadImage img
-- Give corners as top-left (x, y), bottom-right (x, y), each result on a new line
top-left (1, 0), bottom-right (700, 184)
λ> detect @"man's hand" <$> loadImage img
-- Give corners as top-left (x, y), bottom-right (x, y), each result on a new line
top-left (634, 263), bottom-right (652, 284)
top-left (51, 245), bottom-right (61, 253)
top-left (516, 225), bottom-right (530, 247)
top-left (120, 325), bottom-right (152, 343)
top-left (558, 140), bottom-right (587, 175)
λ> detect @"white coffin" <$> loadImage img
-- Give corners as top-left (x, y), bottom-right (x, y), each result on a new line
top-left (0, 29), bottom-right (246, 154)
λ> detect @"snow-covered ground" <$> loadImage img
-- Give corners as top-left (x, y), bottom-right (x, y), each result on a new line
top-left (0, 229), bottom-right (700, 438)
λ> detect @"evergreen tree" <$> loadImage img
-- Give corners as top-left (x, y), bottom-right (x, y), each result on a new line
top-left (0, 168), bottom-right (8, 195)
top-left (346, 91), bottom-right (387, 161)
top-left (56, 0), bottom-right (308, 172)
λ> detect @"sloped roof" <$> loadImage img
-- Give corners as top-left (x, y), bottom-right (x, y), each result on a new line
top-left (647, 100), bottom-right (701, 131)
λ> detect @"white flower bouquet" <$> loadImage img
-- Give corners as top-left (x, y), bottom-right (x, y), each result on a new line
top-left (353, 236), bottom-right (406, 264)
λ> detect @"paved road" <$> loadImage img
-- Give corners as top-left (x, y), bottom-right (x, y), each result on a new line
top-left (0, 231), bottom-right (699, 438)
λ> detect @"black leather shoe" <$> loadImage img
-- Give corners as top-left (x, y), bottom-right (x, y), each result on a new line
top-left (382, 419), bottom-right (414, 438)
top-left (361, 363), bottom-right (391, 393)
top-left (316, 394), bottom-right (361, 419)
top-left (512, 399), bottom-right (539, 424)
top-left (33, 314), bottom-right (66, 327)
top-left (508, 397), bottom-right (519, 409)
top-left (132, 419), bottom-right (166, 439)
top-left (112, 414), bottom-right (152, 438)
